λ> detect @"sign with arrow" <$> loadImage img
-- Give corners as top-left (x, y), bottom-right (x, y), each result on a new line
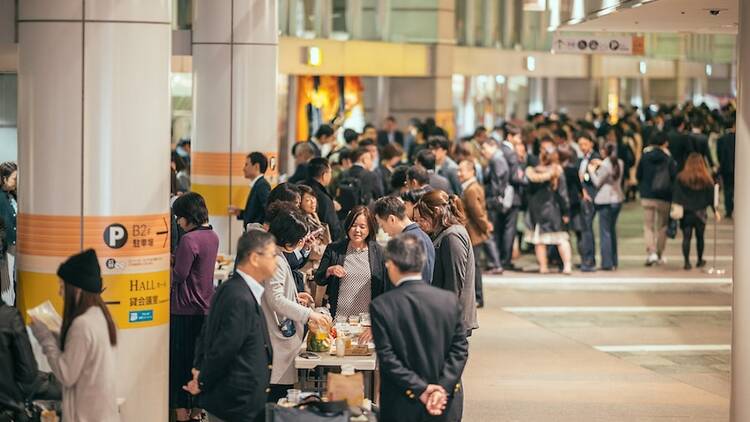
top-left (552, 34), bottom-right (645, 56)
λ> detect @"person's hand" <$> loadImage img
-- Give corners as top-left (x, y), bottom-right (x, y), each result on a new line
top-left (183, 379), bottom-right (201, 396)
top-left (562, 216), bottom-right (570, 224)
top-left (227, 205), bottom-right (241, 216)
top-left (191, 368), bottom-right (200, 381)
top-left (326, 265), bottom-right (346, 278)
top-left (419, 385), bottom-right (447, 416)
top-left (358, 327), bottom-right (373, 344)
top-left (308, 312), bottom-right (331, 330)
top-left (333, 200), bottom-right (342, 212)
top-left (582, 190), bottom-right (592, 203)
top-left (715, 210), bottom-right (722, 222)
top-left (29, 317), bottom-right (53, 343)
top-left (297, 292), bottom-right (314, 307)
top-left (487, 222), bottom-right (494, 233)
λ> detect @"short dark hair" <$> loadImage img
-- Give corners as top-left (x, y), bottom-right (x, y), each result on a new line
top-left (308, 157), bottom-right (331, 180)
top-left (338, 148), bottom-right (353, 164)
top-left (268, 208), bottom-right (309, 248)
top-left (247, 152), bottom-right (269, 173)
top-left (343, 205), bottom-right (377, 242)
top-left (385, 233), bottom-right (426, 274)
top-left (390, 165), bottom-right (409, 191)
top-left (374, 196), bottom-right (407, 220)
top-left (351, 147), bottom-right (370, 164)
top-left (265, 200), bottom-right (298, 224)
top-left (386, 116), bottom-right (397, 123)
top-left (406, 165), bottom-right (430, 186)
top-left (363, 123), bottom-right (376, 132)
top-left (650, 130), bottom-right (669, 146)
top-left (343, 128), bottom-right (359, 144)
top-left (0, 161), bottom-right (17, 190)
top-left (415, 149), bottom-right (437, 171)
top-left (427, 136), bottom-right (451, 152)
top-left (358, 138), bottom-right (376, 148)
top-left (314, 124), bottom-right (334, 139)
top-left (236, 230), bottom-right (276, 265)
top-left (382, 142), bottom-right (404, 161)
top-left (172, 192), bottom-right (209, 226)
top-left (267, 183), bottom-right (301, 207)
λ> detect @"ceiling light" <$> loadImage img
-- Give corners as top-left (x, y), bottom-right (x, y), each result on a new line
top-left (639, 61), bottom-right (647, 74)
top-left (706, 64), bottom-right (713, 77)
top-left (526, 56), bottom-right (537, 72)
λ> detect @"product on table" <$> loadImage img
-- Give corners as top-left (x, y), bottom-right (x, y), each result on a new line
top-left (307, 325), bottom-right (331, 352)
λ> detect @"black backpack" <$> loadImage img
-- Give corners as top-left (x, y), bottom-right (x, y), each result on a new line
top-left (651, 164), bottom-right (671, 197)
top-left (336, 176), bottom-right (363, 216)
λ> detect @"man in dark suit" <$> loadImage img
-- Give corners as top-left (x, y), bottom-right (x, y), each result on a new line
top-left (377, 116), bottom-right (405, 147)
top-left (689, 115), bottom-right (714, 169)
top-left (717, 117), bottom-right (736, 218)
top-left (667, 116), bottom-right (693, 171)
top-left (415, 149), bottom-right (453, 194)
top-left (228, 152), bottom-right (272, 230)
top-left (480, 140), bottom-right (511, 271)
top-left (304, 157), bottom-right (344, 241)
top-left (186, 230), bottom-right (276, 422)
top-left (288, 142), bottom-right (316, 184)
top-left (344, 147), bottom-right (384, 205)
top-left (428, 137), bottom-right (462, 195)
top-left (371, 233), bottom-right (469, 422)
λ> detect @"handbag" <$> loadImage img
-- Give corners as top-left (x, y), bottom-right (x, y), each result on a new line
top-left (669, 203), bottom-right (684, 220)
top-left (266, 400), bottom-right (350, 422)
top-left (666, 218), bottom-right (678, 239)
top-left (273, 312), bottom-right (296, 338)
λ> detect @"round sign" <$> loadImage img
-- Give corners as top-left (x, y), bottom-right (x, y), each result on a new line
top-left (104, 223), bottom-right (128, 249)
top-left (577, 40), bottom-right (588, 50)
top-left (589, 40), bottom-right (599, 50)
top-left (609, 40), bottom-right (620, 51)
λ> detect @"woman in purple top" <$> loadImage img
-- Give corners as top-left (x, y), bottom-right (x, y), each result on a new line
top-left (169, 192), bottom-right (219, 422)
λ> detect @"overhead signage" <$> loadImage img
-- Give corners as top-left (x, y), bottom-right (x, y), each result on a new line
top-left (552, 35), bottom-right (645, 56)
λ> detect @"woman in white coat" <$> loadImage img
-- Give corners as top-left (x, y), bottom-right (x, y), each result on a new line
top-left (264, 206), bottom-right (331, 403)
top-left (30, 249), bottom-right (119, 422)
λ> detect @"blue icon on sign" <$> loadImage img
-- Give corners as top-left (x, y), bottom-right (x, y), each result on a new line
top-left (129, 310), bottom-right (154, 323)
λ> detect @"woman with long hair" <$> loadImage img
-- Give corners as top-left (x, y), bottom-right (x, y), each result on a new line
top-left (672, 153), bottom-right (718, 270)
top-left (413, 190), bottom-right (478, 334)
top-left (0, 161), bottom-right (17, 305)
top-left (297, 184), bottom-right (332, 303)
top-left (524, 145), bottom-right (573, 274)
top-left (30, 249), bottom-right (119, 421)
top-left (589, 142), bottom-right (625, 270)
top-left (170, 192), bottom-right (219, 421)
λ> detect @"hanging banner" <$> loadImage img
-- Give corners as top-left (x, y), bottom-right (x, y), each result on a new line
top-left (552, 34), bottom-right (645, 55)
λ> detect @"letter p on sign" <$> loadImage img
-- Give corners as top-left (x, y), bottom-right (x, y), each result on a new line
top-left (104, 223), bottom-right (129, 249)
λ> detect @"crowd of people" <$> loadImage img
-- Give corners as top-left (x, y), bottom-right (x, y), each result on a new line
top-left (0, 100), bottom-right (737, 421)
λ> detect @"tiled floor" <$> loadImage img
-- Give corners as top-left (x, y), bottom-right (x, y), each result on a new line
top-left (463, 201), bottom-right (733, 421)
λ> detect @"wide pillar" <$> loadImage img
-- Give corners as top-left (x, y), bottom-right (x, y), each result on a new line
top-left (192, 0), bottom-right (278, 254)
top-left (17, 1), bottom-right (171, 419)
top-left (732, 2), bottom-right (750, 420)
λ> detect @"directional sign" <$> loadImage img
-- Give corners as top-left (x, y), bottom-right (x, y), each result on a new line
top-left (552, 35), bottom-right (645, 56)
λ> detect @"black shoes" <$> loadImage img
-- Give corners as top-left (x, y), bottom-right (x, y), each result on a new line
top-left (684, 262), bottom-right (692, 270)
top-left (696, 259), bottom-right (707, 268)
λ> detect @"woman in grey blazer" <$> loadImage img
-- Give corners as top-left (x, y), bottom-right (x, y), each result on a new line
top-left (264, 209), bottom-right (331, 403)
top-left (589, 142), bottom-right (625, 270)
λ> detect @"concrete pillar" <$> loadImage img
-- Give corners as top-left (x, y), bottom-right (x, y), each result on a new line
top-left (16, 1), bottom-right (171, 419)
top-left (545, 77), bottom-right (558, 112)
top-left (732, 2), bottom-right (750, 420)
top-left (192, 0), bottom-right (278, 254)
top-left (528, 77), bottom-right (544, 114)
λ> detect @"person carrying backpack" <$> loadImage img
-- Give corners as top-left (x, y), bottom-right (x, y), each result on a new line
top-left (636, 131), bottom-right (677, 266)
top-left (335, 147), bottom-right (382, 220)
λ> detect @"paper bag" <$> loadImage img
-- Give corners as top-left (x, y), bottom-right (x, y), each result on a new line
top-left (326, 372), bottom-right (364, 407)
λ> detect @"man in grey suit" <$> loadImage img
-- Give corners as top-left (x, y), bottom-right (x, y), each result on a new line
top-left (481, 140), bottom-right (513, 271)
top-left (416, 149), bottom-right (454, 194)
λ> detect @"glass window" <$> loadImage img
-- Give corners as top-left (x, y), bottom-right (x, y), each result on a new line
top-left (455, 0), bottom-right (467, 45)
top-left (0, 74), bottom-right (18, 163)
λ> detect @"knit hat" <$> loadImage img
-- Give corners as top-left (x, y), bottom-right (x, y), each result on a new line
top-left (57, 249), bottom-right (103, 293)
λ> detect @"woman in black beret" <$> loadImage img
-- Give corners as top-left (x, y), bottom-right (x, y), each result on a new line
top-left (29, 249), bottom-right (120, 422)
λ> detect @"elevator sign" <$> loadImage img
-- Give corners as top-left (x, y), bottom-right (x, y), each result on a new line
top-left (552, 35), bottom-right (645, 56)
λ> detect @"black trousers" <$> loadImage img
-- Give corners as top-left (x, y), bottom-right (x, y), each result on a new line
top-left (723, 174), bottom-right (734, 217)
top-left (170, 314), bottom-right (206, 409)
top-left (681, 210), bottom-right (707, 263)
top-left (473, 245), bottom-right (484, 306)
top-left (493, 206), bottom-right (519, 267)
top-left (579, 200), bottom-right (597, 268)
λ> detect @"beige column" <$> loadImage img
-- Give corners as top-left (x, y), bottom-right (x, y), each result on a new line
top-left (732, 1), bottom-right (750, 420)
top-left (191, 0), bottom-right (279, 254)
top-left (17, 0), bottom-right (172, 419)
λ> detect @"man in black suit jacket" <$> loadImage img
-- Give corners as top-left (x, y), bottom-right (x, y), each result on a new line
top-left (371, 233), bottom-right (469, 422)
top-left (343, 147), bottom-right (383, 206)
top-left (667, 117), bottom-right (693, 171)
top-left (229, 152), bottom-right (272, 229)
top-left (717, 120), bottom-right (736, 218)
top-left (186, 230), bottom-right (277, 422)
top-left (689, 117), bottom-right (715, 169)
top-left (377, 116), bottom-right (405, 147)
top-left (304, 158), bottom-right (344, 241)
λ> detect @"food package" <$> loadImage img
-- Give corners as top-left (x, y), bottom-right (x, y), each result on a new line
top-left (307, 325), bottom-right (331, 352)
top-left (27, 300), bottom-right (62, 333)
top-left (326, 372), bottom-right (364, 407)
